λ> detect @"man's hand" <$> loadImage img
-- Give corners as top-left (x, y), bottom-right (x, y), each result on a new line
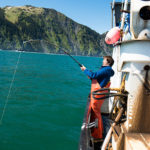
top-left (80, 65), bottom-right (86, 71)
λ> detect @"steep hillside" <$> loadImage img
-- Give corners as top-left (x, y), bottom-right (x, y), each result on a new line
top-left (0, 6), bottom-right (112, 56)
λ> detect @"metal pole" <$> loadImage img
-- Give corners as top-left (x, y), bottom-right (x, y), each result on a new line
top-left (111, 0), bottom-right (115, 27)
top-left (120, 0), bottom-right (128, 30)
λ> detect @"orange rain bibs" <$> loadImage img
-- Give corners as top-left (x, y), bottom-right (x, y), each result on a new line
top-left (88, 79), bottom-right (110, 139)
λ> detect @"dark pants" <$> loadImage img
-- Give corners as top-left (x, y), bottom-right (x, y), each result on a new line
top-left (102, 115), bottom-right (112, 138)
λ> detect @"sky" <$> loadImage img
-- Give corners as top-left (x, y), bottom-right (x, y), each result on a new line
top-left (0, 0), bottom-right (122, 34)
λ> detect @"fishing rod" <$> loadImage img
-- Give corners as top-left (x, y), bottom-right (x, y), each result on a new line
top-left (61, 49), bottom-right (83, 67)
top-left (22, 39), bottom-right (83, 67)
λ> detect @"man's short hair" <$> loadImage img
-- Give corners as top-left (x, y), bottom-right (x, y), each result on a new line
top-left (103, 56), bottom-right (114, 67)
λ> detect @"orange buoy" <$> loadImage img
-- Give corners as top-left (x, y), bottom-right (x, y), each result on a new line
top-left (105, 27), bottom-right (121, 44)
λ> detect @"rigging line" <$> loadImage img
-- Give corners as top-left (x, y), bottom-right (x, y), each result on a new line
top-left (0, 51), bottom-right (22, 125)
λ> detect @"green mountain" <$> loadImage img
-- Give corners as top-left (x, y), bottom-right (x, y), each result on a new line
top-left (0, 6), bottom-right (112, 56)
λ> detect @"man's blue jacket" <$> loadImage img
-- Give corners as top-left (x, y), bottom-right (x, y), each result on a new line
top-left (84, 66), bottom-right (114, 88)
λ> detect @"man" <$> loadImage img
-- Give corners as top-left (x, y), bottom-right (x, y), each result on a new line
top-left (80, 56), bottom-right (114, 146)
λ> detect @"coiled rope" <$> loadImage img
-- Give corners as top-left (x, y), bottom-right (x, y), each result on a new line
top-left (0, 51), bottom-right (22, 125)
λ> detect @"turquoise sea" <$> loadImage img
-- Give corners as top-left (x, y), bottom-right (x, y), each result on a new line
top-left (0, 50), bottom-right (102, 150)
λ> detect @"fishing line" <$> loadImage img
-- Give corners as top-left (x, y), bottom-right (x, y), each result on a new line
top-left (0, 51), bottom-right (22, 125)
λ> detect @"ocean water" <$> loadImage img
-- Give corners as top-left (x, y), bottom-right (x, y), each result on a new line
top-left (0, 50), bottom-right (102, 150)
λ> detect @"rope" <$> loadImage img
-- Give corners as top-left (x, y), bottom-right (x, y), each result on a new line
top-left (0, 51), bottom-right (22, 125)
